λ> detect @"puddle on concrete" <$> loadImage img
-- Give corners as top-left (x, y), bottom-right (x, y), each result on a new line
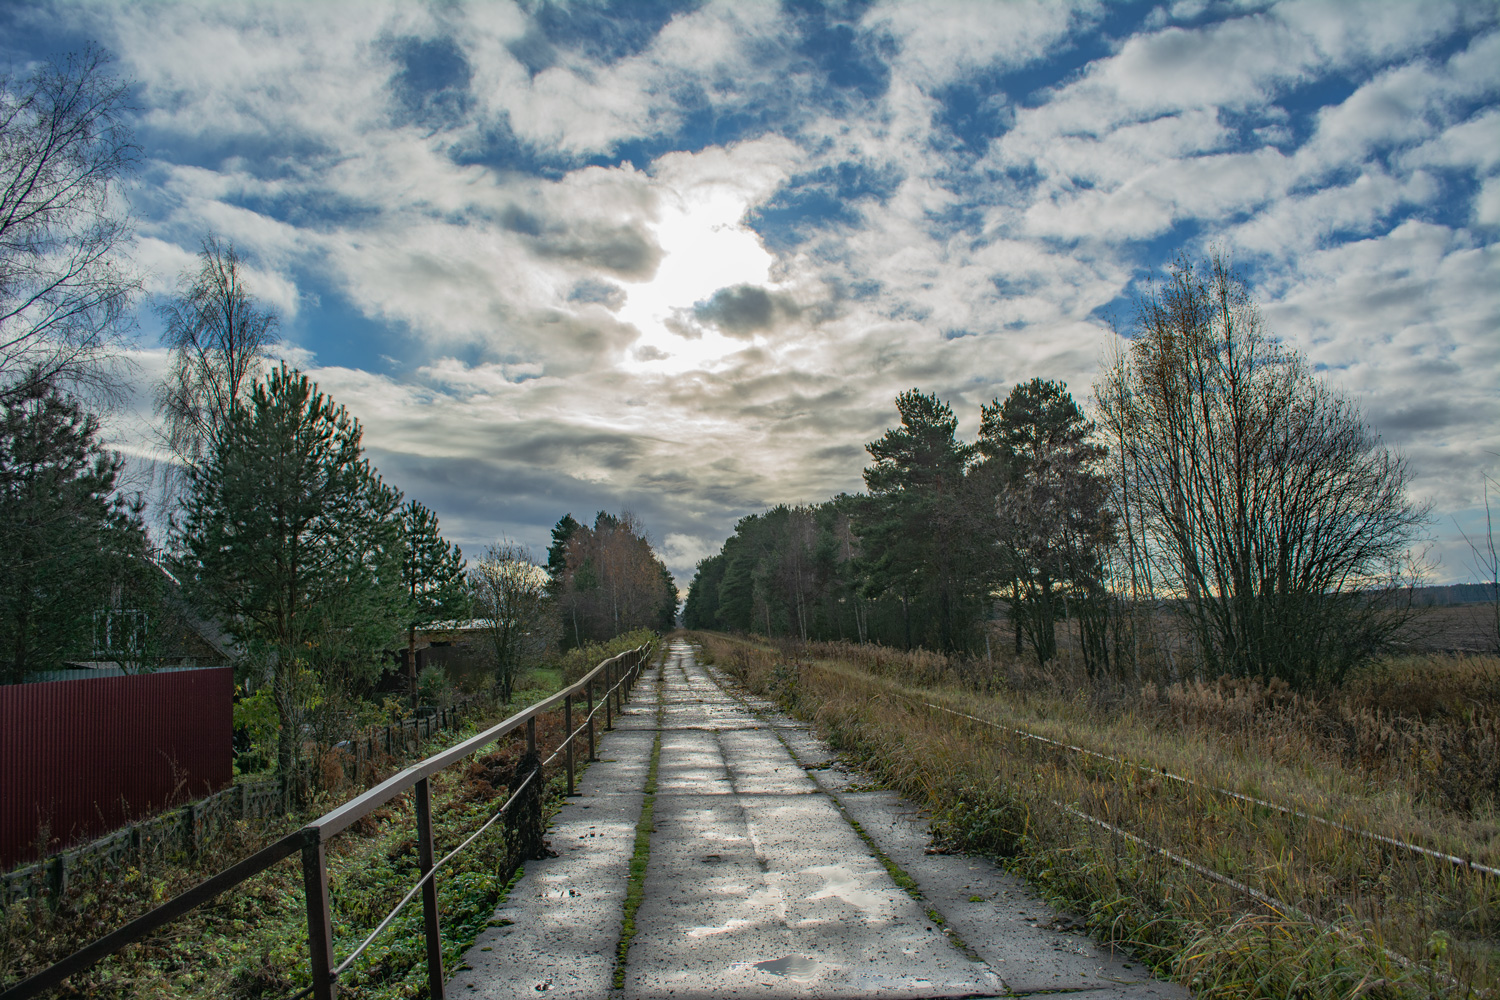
top-left (754, 955), bottom-right (820, 981)
top-left (802, 863), bottom-right (887, 913)
top-left (688, 916), bottom-right (755, 938)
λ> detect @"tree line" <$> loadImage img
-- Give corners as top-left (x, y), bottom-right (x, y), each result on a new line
top-left (686, 255), bottom-right (1427, 688)
top-left (0, 50), bottom-right (675, 791)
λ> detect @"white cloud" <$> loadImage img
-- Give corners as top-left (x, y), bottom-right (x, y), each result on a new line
top-left (1272, 0), bottom-right (1474, 66)
top-left (1258, 221), bottom-right (1500, 511)
top-left (1475, 177), bottom-right (1500, 227)
top-left (19, 0), bottom-right (1490, 585)
top-left (1227, 168), bottom-right (1439, 257)
top-left (865, 0), bottom-right (1094, 88)
top-left (1399, 109), bottom-right (1500, 175)
top-left (1095, 16), bottom-right (1317, 113)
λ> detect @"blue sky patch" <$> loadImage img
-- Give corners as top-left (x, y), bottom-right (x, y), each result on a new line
top-left (3, 0), bottom-right (1494, 586)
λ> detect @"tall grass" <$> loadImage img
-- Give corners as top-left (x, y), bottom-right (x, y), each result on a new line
top-left (695, 631), bottom-right (1500, 999)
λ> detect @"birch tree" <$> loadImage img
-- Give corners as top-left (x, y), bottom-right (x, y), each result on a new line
top-left (0, 48), bottom-right (139, 405)
top-left (470, 541), bottom-right (553, 703)
top-left (1094, 254), bottom-right (1427, 686)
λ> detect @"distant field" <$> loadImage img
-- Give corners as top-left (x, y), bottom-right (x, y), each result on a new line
top-left (1402, 603), bottom-right (1498, 654)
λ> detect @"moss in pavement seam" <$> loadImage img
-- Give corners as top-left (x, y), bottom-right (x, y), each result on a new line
top-left (834, 801), bottom-right (983, 963)
top-left (701, 659), bottom-right (986, 966)
top-left (611, 661), bottom-right (665, 990)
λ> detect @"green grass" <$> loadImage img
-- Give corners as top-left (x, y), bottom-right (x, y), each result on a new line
top-left (612, 663), bottom-right (664, 990)
top-left (0, 650), bottom-right (654, 999)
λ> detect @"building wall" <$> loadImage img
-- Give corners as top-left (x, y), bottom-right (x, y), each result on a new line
top-left (0, 667), bottom-right (233, 868)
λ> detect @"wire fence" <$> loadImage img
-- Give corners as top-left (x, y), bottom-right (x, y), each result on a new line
top-left (1, 700), bottom-right (477, 907)
top-left (910, 696), bottom-right (1500, 879)
top-left (0, 644), bottom-right (655, 1000)
top-left (897, 692), bottom-right (1471, 990)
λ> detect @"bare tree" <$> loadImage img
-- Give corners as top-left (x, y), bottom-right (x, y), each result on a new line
top-left (155, 236), bottom-right (279, 491)
top-left (1457, 471), bottom-right (1500, 654)
top-left (470, 541), bottom-right (556, 703)
top-left (0, 47), bottom-right (140, 404)
top-left (553, 510), bottom-right (675, 644)
top-left (1095, 253), bottom-right (1428, 686)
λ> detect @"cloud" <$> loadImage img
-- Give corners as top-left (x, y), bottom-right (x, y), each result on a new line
top-left (664, 532), bottom-right (718, 574)
top-left (1399, 109), bottom-right (1500, 175)
top-left (1256, 221), bottom-right (1500, 513)
top-left (1476, 177), bottom-right (1500, 227)
top-left (10, 0), bottom-right (1492, 587)
top-left (1274, 0), bottom-right (1481, 67)
top-left (500, 204), bottom-right (662, 278)
top-left (693, 284), bottom-right (802, 337)
top-left (865, 0), bottom-right (1094, 89)
top-left (568, 277), bottom-right (627, 309)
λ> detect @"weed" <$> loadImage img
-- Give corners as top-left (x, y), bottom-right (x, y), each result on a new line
top-left (691, 630), bottom-right (1500, 999)
top-left (612, 661), bottom-right (664, 990)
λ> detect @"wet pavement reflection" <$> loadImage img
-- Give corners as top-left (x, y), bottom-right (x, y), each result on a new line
top-left (452, 640), bottom-right (1187, 999)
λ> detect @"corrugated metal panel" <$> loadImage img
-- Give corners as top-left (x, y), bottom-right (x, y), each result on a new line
top-left (23, 663), bottom-right (225, 684)
top-left (0, 668), bottom-right (232, 868)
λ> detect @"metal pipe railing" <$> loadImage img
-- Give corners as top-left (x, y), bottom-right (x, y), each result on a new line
top-left (0, 642), bottom-right (656, 1000)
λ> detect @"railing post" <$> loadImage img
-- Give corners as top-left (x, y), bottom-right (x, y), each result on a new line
top-left (527, 716), bottom-right (536, 755)
top-left (586, 681), bottom-right (596, 761)
top-left (184, 803), bottom-right (199, 855)
top-left (564, 695), bottom-right (575, 796)
top-left (301, 835), bottom-right (337, 1000)
top-left (604, 664), bottom-right (613, 731)
top-left (415, 778), bottom-right (446, 1000)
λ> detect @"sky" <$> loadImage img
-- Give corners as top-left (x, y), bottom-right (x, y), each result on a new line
top-left (6, 0), bottom-right (1499, 591)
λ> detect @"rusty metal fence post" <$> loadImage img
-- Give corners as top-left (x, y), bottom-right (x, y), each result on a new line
top-left (301, 837), bottom-right (336, 1000)
top-left (415, 779), bottom-right (445, 1000)
top-left (564, 695), bottom-right (575, 795)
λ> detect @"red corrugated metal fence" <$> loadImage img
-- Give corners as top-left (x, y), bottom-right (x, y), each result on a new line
top-left (0, 668), bottom-right (233, 869)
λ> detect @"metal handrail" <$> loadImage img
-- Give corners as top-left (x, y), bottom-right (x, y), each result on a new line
top-left (310, 646), bottom-right (642, 839)
top-left (329, 656), bottom-right (642, 979)
top-left (333, 767), bottom-right (540, 976)
top-left (0, 642), bottom-right (655, 1000)
top-left (0, 830), bottom-right (310, 999)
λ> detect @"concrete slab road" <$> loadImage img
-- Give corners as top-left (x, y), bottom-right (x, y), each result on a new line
top-left (451, 640), bottom-right (1189, 999)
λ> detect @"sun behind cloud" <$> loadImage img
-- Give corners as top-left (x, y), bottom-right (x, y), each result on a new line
top-left (7, 0), bottom-right (1493, 589)
top-left (617, 140), bottom-right (799, 373)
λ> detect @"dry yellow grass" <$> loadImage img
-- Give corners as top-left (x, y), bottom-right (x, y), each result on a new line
top-left (692, 631), bottom-right (1500, 999)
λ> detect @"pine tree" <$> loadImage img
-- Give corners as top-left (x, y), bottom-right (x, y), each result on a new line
top-left (0, 387), bottom-right (151, 682)
top-left (176, 365), bottom-right (408, 783)
top-left (978, 378), bottom-right (1113, 668)
top-left (857, 389), bottom-right (986, 653)
top-left (399, 501), bottom-right (468, 706)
